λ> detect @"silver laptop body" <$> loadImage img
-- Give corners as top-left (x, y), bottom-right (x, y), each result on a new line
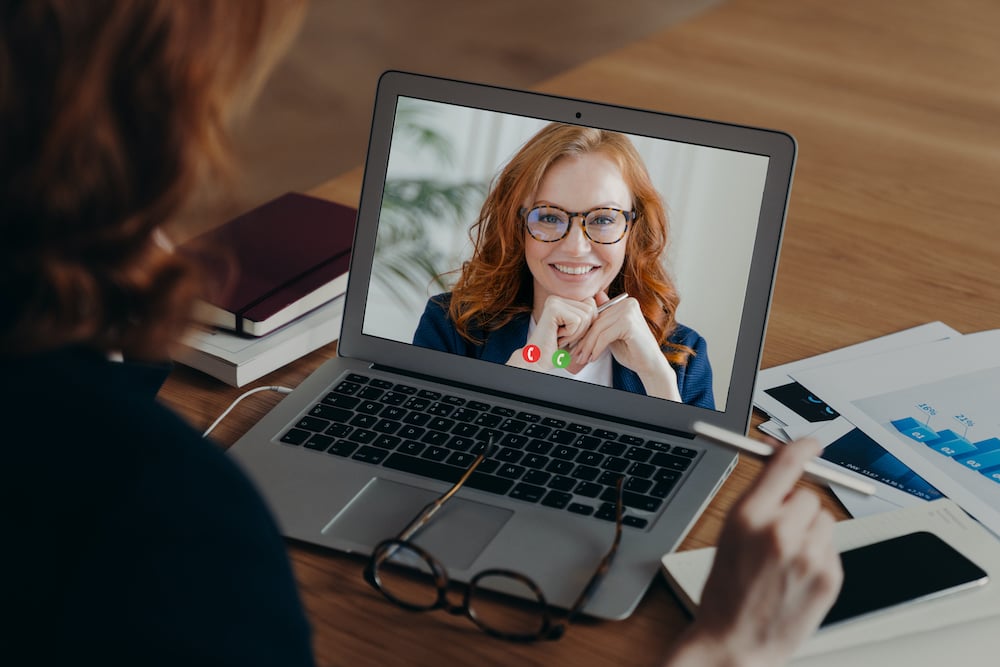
top-left (229, 71), bottom-right (795, 620)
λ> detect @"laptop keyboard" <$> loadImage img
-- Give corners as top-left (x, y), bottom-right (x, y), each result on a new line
top-left (276, 372), bottom-right (702, 530)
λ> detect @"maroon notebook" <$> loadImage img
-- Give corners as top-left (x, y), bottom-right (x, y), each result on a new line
top-left (182, 192), bottom-right (356, 336)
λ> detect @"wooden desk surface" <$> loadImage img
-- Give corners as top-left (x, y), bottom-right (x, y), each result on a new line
top-left (160, 0), bottom-right (1000, 664)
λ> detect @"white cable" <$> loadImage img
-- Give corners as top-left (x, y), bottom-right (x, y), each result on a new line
top-left (202, 385), bottom-right (294, 438)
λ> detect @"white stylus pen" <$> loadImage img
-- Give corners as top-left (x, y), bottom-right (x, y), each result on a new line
top-left (597, 292), bottom-right (629, 313)
top-left (693, 421), bottom-right (877, 495)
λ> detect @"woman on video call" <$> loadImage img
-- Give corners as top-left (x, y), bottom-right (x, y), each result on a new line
top-left (4, 2), bottom-right (840, 665)
top-left (413, 123), bottom-right (714, 408)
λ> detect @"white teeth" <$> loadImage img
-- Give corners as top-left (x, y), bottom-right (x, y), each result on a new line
top-left (554, 264), bottom-right (596, 275)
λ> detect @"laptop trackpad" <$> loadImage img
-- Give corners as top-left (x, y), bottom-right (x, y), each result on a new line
top-left (322, 477), bottom-right (513, 571)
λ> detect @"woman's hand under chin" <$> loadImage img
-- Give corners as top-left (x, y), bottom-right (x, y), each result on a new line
top-left (567, 292), bottom-right (682, 401)
top-left (506, 294), bottom-right (596, 371)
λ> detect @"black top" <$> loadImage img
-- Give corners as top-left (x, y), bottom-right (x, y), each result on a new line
top-left (1, 347), bottom-right (314, 665)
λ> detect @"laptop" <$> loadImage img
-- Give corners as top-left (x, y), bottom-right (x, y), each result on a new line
top-left (229, 70), bottom-right (795, 621)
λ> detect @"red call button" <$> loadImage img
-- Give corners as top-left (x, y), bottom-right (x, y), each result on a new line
top-left (522, 344), bottom-right (541, 363)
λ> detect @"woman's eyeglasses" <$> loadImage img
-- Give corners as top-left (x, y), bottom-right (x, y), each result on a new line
top-left (521, 204), bottom-right (634, 244)
top-left (363, 452), bottom-right (625, 642)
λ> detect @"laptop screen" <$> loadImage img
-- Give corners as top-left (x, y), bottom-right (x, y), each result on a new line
top-left (360, 95), bottom-right (771, 414)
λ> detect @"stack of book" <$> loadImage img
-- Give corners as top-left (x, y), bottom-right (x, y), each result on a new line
top-left (174, 192), bottom-right (356, 386)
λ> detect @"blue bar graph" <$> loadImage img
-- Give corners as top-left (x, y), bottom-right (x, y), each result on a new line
top-left (891, 417), bottom-right (1000, 485)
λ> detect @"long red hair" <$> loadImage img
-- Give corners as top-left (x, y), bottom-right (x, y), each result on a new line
top-left (0, 0), bottom-right (303, 359)
top-left (448, 122), bottom-right (692, 365)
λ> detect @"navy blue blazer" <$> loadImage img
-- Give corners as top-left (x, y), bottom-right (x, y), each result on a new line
top-left (413, 293), bottom-right (715, 409)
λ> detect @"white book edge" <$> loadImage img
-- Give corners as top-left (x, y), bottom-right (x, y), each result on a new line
top-left (660, 498), bottom-right (1000, 659)
top-left (174, 294), bottom-right (345, 386)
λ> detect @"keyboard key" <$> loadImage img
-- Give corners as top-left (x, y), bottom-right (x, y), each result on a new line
top-left (625, 477), bottom-right (653, 494)
top-left (574, 481), bottom-right (601, 498)
top-left (526, 439), bottom-right (553, 455)
top-left (594, 429), bottom-right (618, 440)
top-left (380, 391), bottom-right (407, 406)
top-left (628, 462), bottom-right (656, 478)
top-left (451, 422), bottom-right (478, 437)
top-left (403, 412), bottom-right (431, 426)
top-left (602, 456), bottom-right (630, 473)
top-left (548, 430), bottom-right (576, 445)
top-left (497, 464), bottom-right (526, 479)
top-left (427, 403), bottom-right (454, 417)
top-left (296, 416), bottom-right (329, 432)
top-left (574, 435), bottom-right (601, 451)
top-left (645, 440), bottom-right (672, 452)
top-left (358, 386), bottom-right (384, 400)
top-left (500, 434), bottom-right (528, 449)
top-left (567, 503), bottom-right (594, 516)
top-left (546, 459), bottom-right (574, 475)
top-left (349, 414), bottom-right (378, 429)
top-left (474, 413), bottom-right (502, 428)
top-left (624, 447), bottom-right (652, 462)
top-left (373, 419), bottom-right (401, 434)
top-left (334, 381), bottom-right (361, 395)
top-left (352, 446), bottom-right (388, 464)
top-left (403, 397), bottom-right (430, 411)
top-left (523, 424), bottom-right (552, 439)
top-left (380, 406), bottom-right (406, 421)
top-left (467, 400), bottom-right (491, 412)
top-left (619, 434), bottom-right (644, 446)
top-left (442, 394), bottom-right (466, 406)
top-left (327, 440), bottom-right (358, 457)
top-left (552, 445), bottom-right (578, 460)
top-left (280, 428), bottom-right (310, 445)
top-left (322, 393), bottom-right (360, 409)
top-left (623, 516), bottom-right (649, 529)
top-left (651, 452), bottom-right (694, 471)
top-left (522, 454), bottom-right (549, 469)
top-left (475, 428), bottom-right (502, 443)
top-left (541, 417), bottom-right (566, 428)
top-left (398, 425), bottom-right (426, 440)
top-left (310, 404), bottom-right (351, 422)
top-left (417, 389), bottom-right (441, 400)
top-left (497, 448), bottom-right (523, 463)
top-left (398, 440), bottom-right (425, 456)
top-left (523, 469), bottom-right (551, 485)
top-left (345, 373), bottom-right (368, 384)
top-left (446, 451), bottom-right (477, 468)
top-left (516, 411), bottom-right (541, 423)
top-left (672, 447), bottom-right (698, 458)
top-left (654, 469), bottom-right (682, 484)
top-left (547, 475), bottom-right (576, 492)
top-left (650, 479), bottom-right (677, 498)
top-left (427, 417), bottom-right (455, 432)
top-left (420, 431), bottom-right (450, 446)
top-left (422, 446), bottom-right (449, 461)
top-left (477, 459), bottom-right (500, 474)
top-left (357, 400), bottom-right (383, 415)
top-left (490, 406), bottom-right (516, 417)
top-left (595, 503), bottom-right (618, 522)
top-left (597, 471), bottom-right (624, 487)
top-left (304, 433), bottom-right (333, 452)
top-left (372, 435), bottom-right (401, 450)
top-left (370, 378), bottom-right (394, 390)
top-left (576, 451), bottom-right (603, 467)
top-left (393, 383), bottom-right (417, 394)
top-left (324, 423), bottom-right (352, 438)
top-left (446, 436), bottom-right (475, 451)
top-left (499, 418), bottom-right (527, 433)
top-left (567, 423), bottom-right (592, 434)
top-left (347, 429), bottom-right (377, 444)
top-left (541, 490), bottom-right (572, 509)
top-left (509, 483), bottom-right (546, 503)
top-left (571, 465), bottom-right (600, 481)
top-left (598, 441), bottom-right (627, 456)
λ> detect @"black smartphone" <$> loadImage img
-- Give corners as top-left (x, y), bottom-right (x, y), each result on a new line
top-left (821, 530), bottom-right (989, 628)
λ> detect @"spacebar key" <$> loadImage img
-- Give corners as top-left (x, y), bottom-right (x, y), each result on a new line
top-left (383, 453), bottom-right (514, 495)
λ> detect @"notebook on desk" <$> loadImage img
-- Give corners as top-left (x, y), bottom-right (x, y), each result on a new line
top-left (228, 70), bottom-right (796, 620)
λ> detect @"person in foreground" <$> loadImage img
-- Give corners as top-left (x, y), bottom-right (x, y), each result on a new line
top-left (0, 2), bottom-right (841, 665)
top-left (413, 123), bottom-right (715, 408)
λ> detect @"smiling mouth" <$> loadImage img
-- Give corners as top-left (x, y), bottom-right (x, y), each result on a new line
top-left (552, 263), bottom-right (599, 275)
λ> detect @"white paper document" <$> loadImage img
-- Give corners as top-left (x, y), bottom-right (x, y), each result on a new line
top-left (793, 330), bottom-right (1000, 537)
